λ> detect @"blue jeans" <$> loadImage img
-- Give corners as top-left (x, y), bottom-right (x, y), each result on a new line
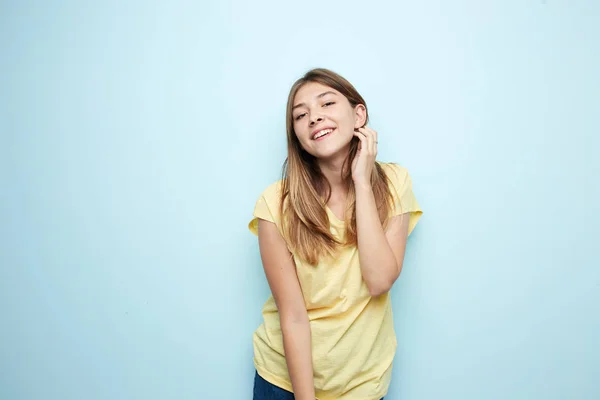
top-left (253, 371), bottom-right (384, 400)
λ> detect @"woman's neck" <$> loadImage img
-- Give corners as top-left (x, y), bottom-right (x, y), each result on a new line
top-left (317, 152), bottom-right (349, 195)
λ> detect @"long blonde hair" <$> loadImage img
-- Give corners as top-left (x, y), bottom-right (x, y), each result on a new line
top-left (280, 68), bottom-right (394, 265)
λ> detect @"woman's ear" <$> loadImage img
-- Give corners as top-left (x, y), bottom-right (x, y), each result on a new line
top-left (353, 104), bottom-right (367, 129)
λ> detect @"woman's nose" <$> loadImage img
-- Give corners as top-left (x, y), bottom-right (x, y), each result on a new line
top-left (309, 116), bottom-right (323, 126)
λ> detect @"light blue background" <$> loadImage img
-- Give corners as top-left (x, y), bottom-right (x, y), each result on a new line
top-left (1, 1), bottom-right (599, 399)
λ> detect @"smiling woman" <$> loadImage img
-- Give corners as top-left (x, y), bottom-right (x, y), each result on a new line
top-left (248, 68), bottom-right (423, 400)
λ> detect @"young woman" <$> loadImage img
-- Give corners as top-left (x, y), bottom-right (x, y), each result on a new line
top-left (248, 68), bottom-right (423, 400)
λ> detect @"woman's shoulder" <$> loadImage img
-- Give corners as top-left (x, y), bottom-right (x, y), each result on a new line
top-left (257, 179), bottom-right (284, 203)
top-left (379, 160), bottom-right (406, 171)
top-left (379, 161), bottom-right (410, 183)
top-left (248, 179), bottom-right (285, 235)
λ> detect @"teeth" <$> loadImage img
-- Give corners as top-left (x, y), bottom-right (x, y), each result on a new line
top-left (314, 129), bottom-right (333, 139)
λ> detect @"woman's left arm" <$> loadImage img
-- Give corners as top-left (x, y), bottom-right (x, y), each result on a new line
top-left (355, 184), bottom-right (409, 296)
top-left (352, 126), bottom-right (409, 296)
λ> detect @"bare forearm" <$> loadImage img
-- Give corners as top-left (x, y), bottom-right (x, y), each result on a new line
top-left (355, 183), bottom-right (399, 296)
top-left (281, 319), bottom-right (315, 400)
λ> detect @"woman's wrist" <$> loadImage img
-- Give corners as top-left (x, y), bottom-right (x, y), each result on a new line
top-left (353, 180), bottom-right (373, 192)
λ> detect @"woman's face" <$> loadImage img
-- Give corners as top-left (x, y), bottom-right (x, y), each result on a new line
top-left (291, 82), bottom-right (365, 160)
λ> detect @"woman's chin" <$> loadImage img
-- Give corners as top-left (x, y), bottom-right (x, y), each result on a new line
top-left (314, 143), bottom-right (352, 163)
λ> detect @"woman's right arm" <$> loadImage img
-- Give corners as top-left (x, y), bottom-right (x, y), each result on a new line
top-left (257, 218), bottom-right (315, 400)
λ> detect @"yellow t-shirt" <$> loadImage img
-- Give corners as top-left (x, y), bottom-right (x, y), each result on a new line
top-left (248, 162), bottom-right (423, 400)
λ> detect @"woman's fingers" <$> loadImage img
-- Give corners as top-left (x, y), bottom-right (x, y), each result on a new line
top-left (356, 127), bottom-right (378, 154)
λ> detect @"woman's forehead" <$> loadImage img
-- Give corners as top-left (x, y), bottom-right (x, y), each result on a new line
top-left (295, 82), bottom-right (339, 101)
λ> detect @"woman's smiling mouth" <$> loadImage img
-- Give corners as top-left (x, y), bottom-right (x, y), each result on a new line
top-left (312, 127), bottom-right (336, 141)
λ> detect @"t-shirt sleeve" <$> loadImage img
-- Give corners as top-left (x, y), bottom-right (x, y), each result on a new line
top-left (248, 182), bottom-right (281, 236)
top-left (385, 163), bottom-right (423, 236)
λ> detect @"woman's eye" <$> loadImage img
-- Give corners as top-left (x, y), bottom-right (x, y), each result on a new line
top-left (323, 101), bottom-right (335, 107)
top-left (295, 113), bottom-right (306, 121)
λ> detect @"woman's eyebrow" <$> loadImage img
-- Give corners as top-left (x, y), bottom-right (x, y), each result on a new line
top-left (292, 91), bottom-right (338, 110)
